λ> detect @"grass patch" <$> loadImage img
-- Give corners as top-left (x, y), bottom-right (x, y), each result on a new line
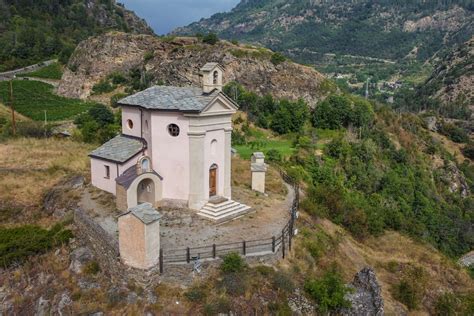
top-left (0, 80), bottom-right (96, 121)
top-left (0, 223), bottom-right (72, 268)
top-left (235, 138), bottom-right (294, 160)
top-left (17, 62), bottom-right (63, 80)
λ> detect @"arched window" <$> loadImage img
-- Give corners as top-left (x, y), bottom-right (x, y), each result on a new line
top-left (141, 158), bottom-right (150, 171)
top-left (138, 156), bottom-right (151, 173)
top-left (213, 70), bottom-right (218, 85)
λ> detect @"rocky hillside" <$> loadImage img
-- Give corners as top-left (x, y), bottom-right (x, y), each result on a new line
top-left (174, 0), bottom-right (473, 65)
top-left (422, 37), bottom-right (474, 113)
top-left (57, 32), bottom-right (328, 105)
top-left (0, 0), bottom-right (154, 71)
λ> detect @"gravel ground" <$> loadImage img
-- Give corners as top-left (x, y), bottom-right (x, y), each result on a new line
top-left (79, 181), bottom-right (294, 254)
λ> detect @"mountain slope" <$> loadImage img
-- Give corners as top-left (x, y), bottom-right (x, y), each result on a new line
top-left (57, 32), bottom-right (329, 104)
top-left (174, 0), bottom-right (474, 65)
top-left (0, 0), bottom-right (154, 71)
top-left (422, 37), bottom-right (474, 116)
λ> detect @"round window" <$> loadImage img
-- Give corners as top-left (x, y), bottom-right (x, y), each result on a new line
top-left (127, 119), bottom-right (134, 130)
top-left (168, 124), bottom-right (180, 137)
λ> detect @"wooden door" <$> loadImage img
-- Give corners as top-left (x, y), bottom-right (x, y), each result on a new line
top-left (209, 167), bottom-right (217, 197)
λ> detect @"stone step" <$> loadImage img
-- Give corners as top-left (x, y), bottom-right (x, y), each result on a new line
top-left (198, 200), bottom-right (252, 223)
top-left (198, 205), bottom-right (252, 223)
top-left (199, 203), bottom-right (248, 218)
top-left (201, 201), bottom-right (242, 214)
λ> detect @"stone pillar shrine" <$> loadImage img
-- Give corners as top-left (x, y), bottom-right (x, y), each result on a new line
top-left (118, 203), bottom-right (161, 270)
top-left (251, 152), bottom-right (267, 194)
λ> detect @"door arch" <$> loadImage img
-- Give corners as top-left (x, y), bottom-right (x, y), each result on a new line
top-left (209, 164), bottom-right (218, 197)
top-left (137, 178), bottom-right (155, 205)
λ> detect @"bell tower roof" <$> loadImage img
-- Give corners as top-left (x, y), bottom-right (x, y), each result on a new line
top-left (200, 62), bottom-right (224, 94)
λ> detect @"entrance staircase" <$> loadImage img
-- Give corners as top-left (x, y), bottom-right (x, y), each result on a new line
top-left (198, 196), bottom-right (252, 223)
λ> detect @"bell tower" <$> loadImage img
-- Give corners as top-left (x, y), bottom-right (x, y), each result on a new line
top-left (200, 62), bottom-right (223, 94)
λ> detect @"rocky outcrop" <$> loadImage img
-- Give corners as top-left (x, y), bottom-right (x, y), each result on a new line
top-left (57, 32), bottom-right (327, 105)
top-left (341, 267), bottom-right (384, 316)
top-left (439, 161), bottom-right (470, 197)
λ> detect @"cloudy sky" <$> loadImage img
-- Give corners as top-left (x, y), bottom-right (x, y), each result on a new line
top-left (120, 0), bottom-right (240, 35)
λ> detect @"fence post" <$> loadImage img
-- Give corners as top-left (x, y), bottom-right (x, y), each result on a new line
top-left (159, 248), bottom-right (163, 274)
top-left (213, 244), bottom-right (216, 258)
top-left (186, 247), bottom-right (190, 263)
top-left (243, 241), bottom-right (246, 256)
top-left (282, 229), bottom-right (286, 259)
top-left (272, 236), bottom-right (276, 253)
top-left (289, 221), bottom-right (293, 252)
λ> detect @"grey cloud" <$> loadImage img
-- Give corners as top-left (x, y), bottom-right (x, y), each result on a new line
top-left (120, 0), bottom-right (240, 34)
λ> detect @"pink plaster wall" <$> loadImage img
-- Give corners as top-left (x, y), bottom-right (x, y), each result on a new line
top-left (204, 130), bottom-right (226, 198)
top-left (90, 158), bottom-right (118, 194)
top-left (122, 106), bottom-right (142, 138)
top-left (150, 112), bottom-right (190, 200)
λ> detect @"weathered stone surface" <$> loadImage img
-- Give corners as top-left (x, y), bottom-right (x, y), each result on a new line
top-left (459, 251), bottom-right (474, 267)
top-left (35, 296), bottom-right (50, 316)
top-left (440, 161), bottom-right (470, 197)
top-left (69, 246), bottom-right (94, 274)
top-left (58, 33), bottom-right (327, 105)
top-left (288, 288), bottom-right (316, 315)
top-left (43, 176), bottom-right (85, 218)
top-left (341, 267), bottom-right (384, 316)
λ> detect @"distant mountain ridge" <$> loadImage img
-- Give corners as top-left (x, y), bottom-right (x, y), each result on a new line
top-left (0, 0), bottom-right (154, 71)
top-left (174, 0), bottom-right (474, 65)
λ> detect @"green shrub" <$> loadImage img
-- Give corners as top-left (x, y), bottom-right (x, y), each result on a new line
top-left (143, 51), bottom-right (154, 63)
top-left (83, 261), bottom-right (101, 275)
top-left (0, 224), bottom-right (73, 268)
top-left (462, 143), bottom-right (474, 160)
top-left (266, 149), bottom-right (282, 162)
top-left (272, 272), bottom-right (295, 293)
top-left (394, 279), bottom-right (419, 309)
top-left (434, 292), bottom-right (460, 316)
top-left (304, 268), bottom-right (352, 313)
top-left (271, 52), bottom-right (286, 65)
top-left (221, 252), bottom-right (245, 273)
top-left (108, 72), bottom-right (127, 85)
top-left (88, 104), bottom-right (115, 126)
top-left (393, 266), bottom-right (427, 310)
top-left (110, 93), bottom-right (128, 108)
top-left (92, 80), bottom-right (115, 95)
top-left (439, 122), bottom-right (469, 143)
top-left (202, 33), bottom-right (219, 45)
top-left (184, 286), bottom-right (207, 302)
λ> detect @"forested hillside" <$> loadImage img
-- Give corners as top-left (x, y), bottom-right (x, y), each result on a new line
top-left (175, 0), bottom-right (473, 65)
top-left (0, 0), bottom-right (154, 71)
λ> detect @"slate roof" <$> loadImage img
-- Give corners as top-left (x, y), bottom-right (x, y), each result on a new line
top-left (89, 135), bottom-right (145, 163)
top-left (118, 86), bottom-right (222, 112)
top-left (121, 203), bottom-right (162, 225)
top-left (116, 165), bottom-right (162, 189)
top-left (200, 62), bottom-right (221, 72)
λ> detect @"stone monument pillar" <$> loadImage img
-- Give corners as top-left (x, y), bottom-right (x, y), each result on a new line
top-left (118, 203), bottom-right (161, 270)
top-left (251, 152), bottom-right (267, 194)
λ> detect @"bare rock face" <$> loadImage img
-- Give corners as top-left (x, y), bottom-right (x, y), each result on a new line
top-left (57, 32), bottom-right (327, 105)
top-left (440, 161), bottom-right (470, 197)
top-left (69, 247), bottom-right (94, 274)
top-left (341, 267), bottom-right (384, 316)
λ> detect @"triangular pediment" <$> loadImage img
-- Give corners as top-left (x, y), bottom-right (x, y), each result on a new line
top-left (200, 94), bottom-right (238, 116)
